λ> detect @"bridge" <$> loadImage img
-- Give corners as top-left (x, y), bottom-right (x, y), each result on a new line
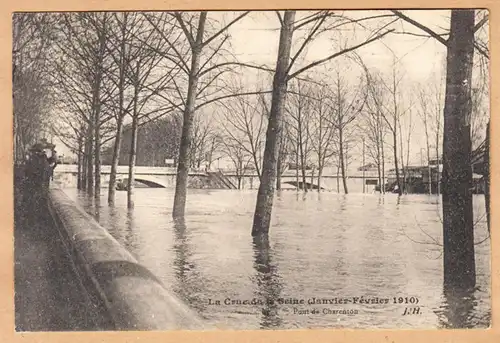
top-left (54, 164), bottom-right (382, 192)
top-left (55, 164), bottom-right (211, 189)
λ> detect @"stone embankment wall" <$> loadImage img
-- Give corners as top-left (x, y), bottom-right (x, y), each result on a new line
top-left (47, 188), bottom-right (209, 330)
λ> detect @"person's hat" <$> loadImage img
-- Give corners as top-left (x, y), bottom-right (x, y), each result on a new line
top-left (30, 143), bottom-right (44, 151)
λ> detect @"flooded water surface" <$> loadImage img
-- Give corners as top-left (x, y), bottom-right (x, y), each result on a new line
top-left (65, 188), bottom-right (490, 330)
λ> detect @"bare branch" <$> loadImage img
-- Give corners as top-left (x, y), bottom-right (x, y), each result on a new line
top-left (288, 29), bottom-right (394, 80)
top-left (202, 11), bottom-right (250, 48)
top-left (199, 61), bottom-right (274, 77)
top-left (474, 13), bottom-right (489, 33)
top-left (195, 90), bottom-right (272, 111)
top-left (293, 11), bottom-right (330, 31)
top-left (276, 11), bottom-right (284, 26)
top-left (286, 12), bottom-right (329, 76)
top-left (391, 10), bottom-right (448, 46)
top-left (174, 12), bottom-right (195, 48)
top-left (474, 41), bottom-right (490, 59)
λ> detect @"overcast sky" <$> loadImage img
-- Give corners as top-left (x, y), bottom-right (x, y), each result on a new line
top-left (53, 9), bottom-right (489, 170)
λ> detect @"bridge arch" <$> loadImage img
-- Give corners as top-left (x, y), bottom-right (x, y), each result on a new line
top-left (117, 178), bottom-right (167, 189)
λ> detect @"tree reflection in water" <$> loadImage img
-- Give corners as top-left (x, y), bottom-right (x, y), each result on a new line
top-left (252, 234), bottom-right (283, 329)
top-left (124, 209), bottom-right (136, 253)
top-left (94, 196), bottom-right (101, 222)
top-left (172, 217), bottom-right (206, 313)
top-left (436, 286), bottom-right (488, 328)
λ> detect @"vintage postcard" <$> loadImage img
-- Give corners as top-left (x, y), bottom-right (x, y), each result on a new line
top-left (2, 1), bottom-right (497, 342)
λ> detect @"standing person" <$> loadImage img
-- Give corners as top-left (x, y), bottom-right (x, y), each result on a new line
top-left (24, 144), bottom-right (50, 206)
top-left (47, 149), bottom-right (58, 181)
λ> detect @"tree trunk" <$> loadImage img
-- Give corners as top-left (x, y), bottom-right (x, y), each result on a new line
top-left (399, 119), bottom-right (406, 193)
top-left (336, 163), bottom-right (340, 192)
top-left (276, 142), bottom-right (282, 190)
top-left (251, 11), bottom-right (295, 236)
top-left (93, 15), bottom-right (107, 199)
top-left (423, 112), bottom-right (432, 194)
top-left (485, 121), bottom-right (490, 232)
top-left (339, 130), bottom-right (348, 194)
top-left (362, 138), bottom-right (366, 193)
top-left (108, 118), bottom-right (124, 204)
top-left (392, 129), bottom-right (401, 195)
top-left (127, 64), bottom-right (141, 209)
top-left (109, 16), bottom-right (128, 205)
top-left (86, 124), bottom-right (94, 196)
top-left (300, 141), bottom-right (307, 193)
top-left (442, 9), bottom-right (476, 290)
top-left (381, 130), bottom-right (386, 194)
top-left (317, 165), bottom-right (323, 192)
top-left (436, 130), bottom-right (441, 195)
top-left (295, 148), bottom-right (299, 191)
top-left (172, 13), bottom-right (207, 218)
top-left (376, 140), bottom-right (382, 193)
top-left (276, 163), bottom-right (282, 190)
top-left (426, 137), bottom-right (432, 195)
top-left (82, 145), bottom-right (87, 191)
top-left (127, 112), bottom-right (138, 209)
top-left (376, 112), bottom-right (382, 193)
top-left (310, 167), bottom-right (315, 191)
top-left (77, 136), bottom-right (83, 190)
top-left (94, 107), bottom-right (101, 199)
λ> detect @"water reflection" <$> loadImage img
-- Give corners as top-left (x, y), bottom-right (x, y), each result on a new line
top-left (339, 195), bottom-right (347, 212)
top-left (378, 196), bottom-right (385, 206)
top-left (124, 209), bottom-right (136, 254)
top-left (94, 197), bottom-right (101, 221)
top-left (252, 235), bottom-right (283, 329)
top-left (436, 287), bottom-right (479, 329)
top-left (172, 217), bottom-right (205, 313)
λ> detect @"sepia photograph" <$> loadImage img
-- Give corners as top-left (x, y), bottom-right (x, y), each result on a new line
top-left (12, 8), bottom-right (491, 332)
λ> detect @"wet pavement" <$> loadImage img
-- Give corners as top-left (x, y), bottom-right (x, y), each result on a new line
top-left (14, 175), bottom-right (112, 331)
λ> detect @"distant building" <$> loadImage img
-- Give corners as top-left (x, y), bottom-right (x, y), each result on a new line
top-left (102, 116), bottom-right (181, 167)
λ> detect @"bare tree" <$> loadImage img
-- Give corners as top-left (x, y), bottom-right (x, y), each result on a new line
top-left (326, 69), bottom-right (365, 194)
top-left (310, 84), bottom-right (338, 191)
top-left (399, 108), bottom-right (414, 193)
top-left (415, 70), bottom-right (445, 194)
top-left (361, 88), bottom-right (388, 193)
top-left (188, 112), bottom-right (220, 170)
top-left (51, 13), bottom-right (116, 196)
top-left (276, 117), bottom-right (292, 191)
top-left (103, 13), bottom-right (180, 205)
top-left (364, 60), bottom-right (410, 195)
top-left (252, 10), bottom-right (394, 235)
top-left (125, 38), bottom-right (185, 207)
top-left (218, 92), bottom-right (268, 178)
top-left (417, 86), bottom-right (433, 194)
top-left (391, 9), bottom-right (488, 289)
top-left (144, 11), bottom-right (273, 217)
top-left (286, 81), bottom-right (316, 192)
top-left (13, 13), bottom-right (55, 163)
top-left (220, 140), bottom-right (253, 189)
top-left (441, 10), bottom-right (477, 289)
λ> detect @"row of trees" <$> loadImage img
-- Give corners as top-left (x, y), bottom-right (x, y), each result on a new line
top-left (13, 10), bottom-right (489, 290)
top-left (98, 62), bottom-right (440, 196)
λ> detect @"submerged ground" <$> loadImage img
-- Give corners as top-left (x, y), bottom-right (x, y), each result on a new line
top-left (65, 188), bottom-right (490, 330)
